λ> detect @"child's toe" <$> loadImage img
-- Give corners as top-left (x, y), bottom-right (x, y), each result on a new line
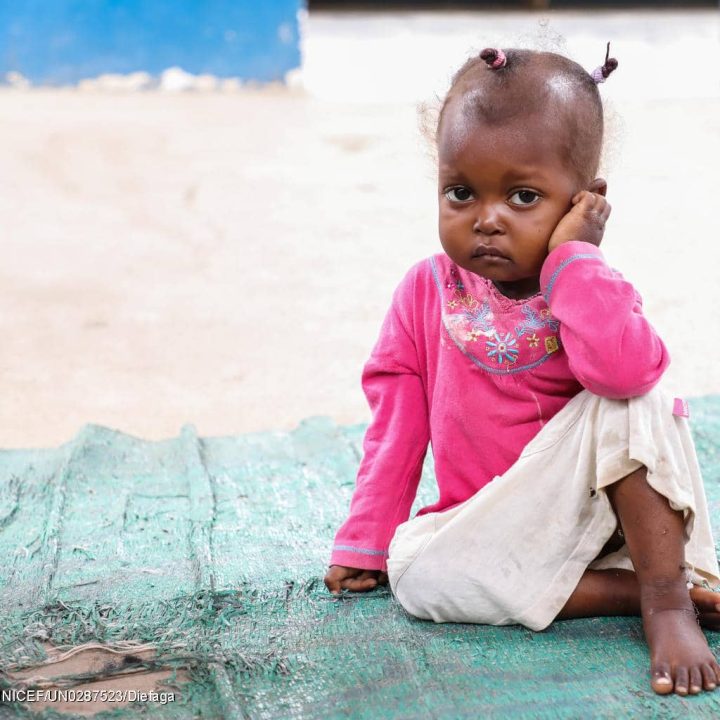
top-left (689, 667), bottom-right (703, 694)
top-left (674, 667), bottom-right (689, 695)
top-left (651, 663), bottom-right (674, 695)
top-left (712, 661), bottom-right (720, 685)
top-left (701, 664), bottom-right (717, 690)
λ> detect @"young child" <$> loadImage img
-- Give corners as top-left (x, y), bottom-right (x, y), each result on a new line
top-left (324, 45), bottom-right (720, 696)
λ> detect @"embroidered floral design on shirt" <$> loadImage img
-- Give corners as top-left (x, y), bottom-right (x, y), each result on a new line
top-left (432, 258), bottom-right (564, 374)
top-left (515, 304), bottom-right (560, 337)
top-left (457, 292), bottom-right (479, 311)
top-left (486, 332), bottom-right (519, 364)
top-left (463, 299), bottom-right (494, 332)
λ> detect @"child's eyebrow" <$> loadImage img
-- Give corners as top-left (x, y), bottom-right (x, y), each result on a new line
top-left (437, 165), bottom-right (474, 185)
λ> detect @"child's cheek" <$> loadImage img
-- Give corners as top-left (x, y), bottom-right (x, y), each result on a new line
top-left (528, 215), bottom-right (553, 244)
top-left (544, 203), bottom-right (570, 233)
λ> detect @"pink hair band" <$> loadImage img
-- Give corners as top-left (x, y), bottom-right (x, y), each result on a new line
top-left (490, 49), bottom-right (507, 69)
top-left (591, 66), bottom-right (607, 84)
top-left (591, 42), bottom-right (619, 84)
top-left (480, 48), bottom-right (507, 70)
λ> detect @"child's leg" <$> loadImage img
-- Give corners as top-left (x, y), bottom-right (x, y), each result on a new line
top-left (557, 568), bottom-right (638, 617)
top-left (387, 382), bottom-right (720, 689)
top-left (607, 465), bottom-right (720, 695)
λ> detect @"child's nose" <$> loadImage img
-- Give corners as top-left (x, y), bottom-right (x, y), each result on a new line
top-left (473, 203), bottom-right (503, 235)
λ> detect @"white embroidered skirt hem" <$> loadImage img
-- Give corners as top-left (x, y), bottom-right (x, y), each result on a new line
top-left (386, 382), bottom-right (720, 632)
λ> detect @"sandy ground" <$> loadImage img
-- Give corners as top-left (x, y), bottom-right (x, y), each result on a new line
top-left (1, 9), bottom-right (719, 449)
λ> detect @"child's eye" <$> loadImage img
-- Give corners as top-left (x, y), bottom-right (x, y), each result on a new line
top-left (444, 186), bottom-right (474, 203)
top-left (508, 189), bottom-right (541, 206)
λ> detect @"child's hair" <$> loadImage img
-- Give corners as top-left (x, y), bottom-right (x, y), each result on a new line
top-left (430, 45), bottom-right (618, 186)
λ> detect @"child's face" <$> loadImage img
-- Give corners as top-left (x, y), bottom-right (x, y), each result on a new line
top-left (437, 101), bottom-right (589, 298)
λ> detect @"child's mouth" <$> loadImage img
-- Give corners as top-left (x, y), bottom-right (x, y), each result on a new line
top-left (472, 245), bottom-right (509, 261)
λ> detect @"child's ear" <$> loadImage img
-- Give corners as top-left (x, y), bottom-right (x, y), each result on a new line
top-left (588, 177), bottom-right (607, 196)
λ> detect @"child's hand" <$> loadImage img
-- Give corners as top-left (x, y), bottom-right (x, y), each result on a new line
top-left (547, 191), bottom-right (611, 254)
top-left (324, 564), bottom-right (388, 595)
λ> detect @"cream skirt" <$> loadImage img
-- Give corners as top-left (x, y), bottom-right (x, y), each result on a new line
top-left (386, 383), bottom-right (720, 631)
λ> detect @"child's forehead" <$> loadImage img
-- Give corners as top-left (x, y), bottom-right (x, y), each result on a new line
top-left (438, 100), bottom-right (570, 170)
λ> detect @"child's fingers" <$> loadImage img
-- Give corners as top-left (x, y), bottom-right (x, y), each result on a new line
top-left (324, 567), bottom-right (384, 595)
top-left (591, 197), bottom-right (610, 229)
top-left (325, 565), bottom-right (364, 595)
top-left (572, 190), bottom-right (608, 211)
top-left (599, 200), bottom-right (612, 223)
top-left (324, 568), bottom-right (348, 595)
top-left (325, 575), bottom-right (342, 595)
top-left (341, 570), bottom-right (380, 592)
top-left (569, 192), bottom-right (598, 221)
top-left (577, 193), bottom-right (610, 228)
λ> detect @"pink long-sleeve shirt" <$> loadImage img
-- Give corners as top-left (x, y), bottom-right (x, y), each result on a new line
top-left (329, 241), bottom-right (670, 573)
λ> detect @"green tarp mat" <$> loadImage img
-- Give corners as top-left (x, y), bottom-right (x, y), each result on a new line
top-left (2, 397), bottom-right (720, 719)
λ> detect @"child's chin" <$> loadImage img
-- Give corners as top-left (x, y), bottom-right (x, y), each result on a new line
top-left (464, 263), bottom-right (515, 280)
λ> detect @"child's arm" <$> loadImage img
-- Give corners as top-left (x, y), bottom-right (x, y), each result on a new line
top-left (329, 267), bottom-right (430, 574)
top-left (539, 239), bottom-right (670, 399)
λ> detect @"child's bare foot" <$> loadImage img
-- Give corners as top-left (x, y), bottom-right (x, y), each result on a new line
top-left (603, 465), bottom-right (720, 696)
top-left (641, 579), bottom-right (720, 696)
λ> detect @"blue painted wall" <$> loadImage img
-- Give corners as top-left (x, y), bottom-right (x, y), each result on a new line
top-left (0, 1), bottom-right (303, 85)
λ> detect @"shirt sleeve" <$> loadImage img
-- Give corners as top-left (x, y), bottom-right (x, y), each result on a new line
top-left (329, 267), bottom-right (430, 573)
top-left (539, 240), bottom-right (670, 399)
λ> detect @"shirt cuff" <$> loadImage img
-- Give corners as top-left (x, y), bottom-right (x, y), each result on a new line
top-left (330, 545), bottom-right (388, 572)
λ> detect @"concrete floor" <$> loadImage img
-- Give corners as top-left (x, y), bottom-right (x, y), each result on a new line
top-left (1, 8), bottom-right (718, 447)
